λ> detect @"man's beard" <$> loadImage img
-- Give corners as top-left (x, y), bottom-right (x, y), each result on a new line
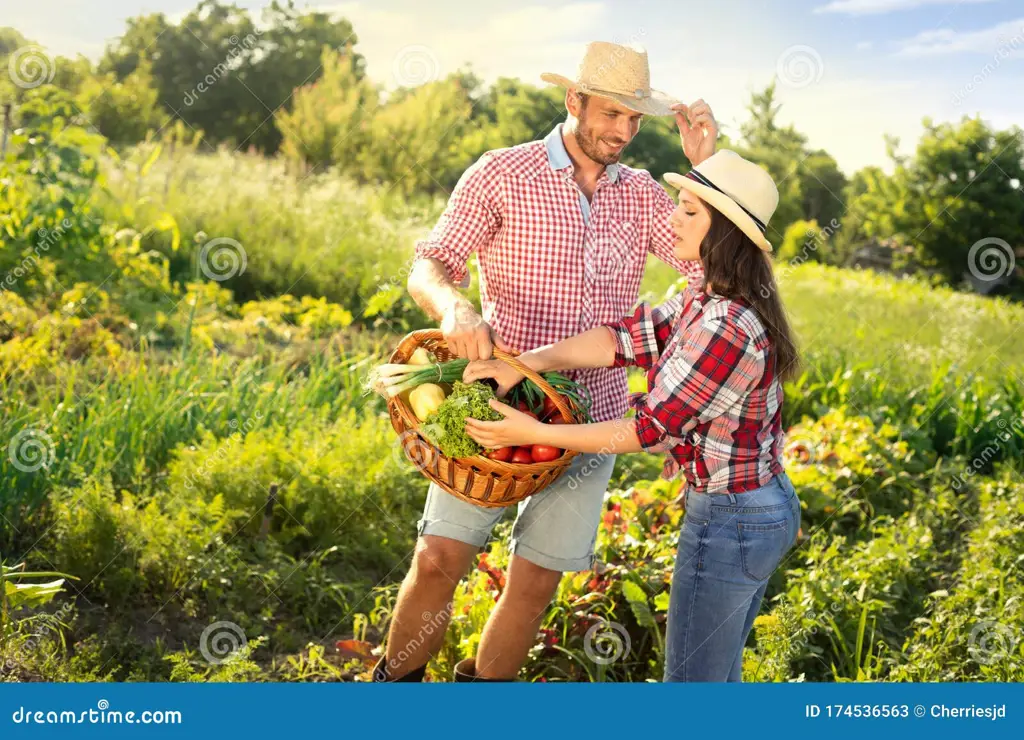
top-left (574, 116), bottom-right (627, 166)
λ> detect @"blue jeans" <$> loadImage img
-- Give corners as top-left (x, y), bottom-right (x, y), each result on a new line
top-left (663, 472), bottom-right (800, 682)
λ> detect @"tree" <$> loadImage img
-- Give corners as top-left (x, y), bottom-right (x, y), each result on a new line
top-left (891, 116), bottom-right (1024, 285)
top-left (99, 0), bottom-right (366, 152)
top-left (358, 75), bottom-right (475, 195)
top-left (276, 47), bottom-right (377, 173)
top-left (77, 58), bottom-right (167, 145)
top-left (734, 82), bottom-right (848, 247)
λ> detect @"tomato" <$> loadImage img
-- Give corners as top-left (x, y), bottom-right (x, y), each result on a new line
top-left (484, 446), bottom-right (513, 462)
top-left (541, 395), bottom-right (559, 419)
top-left (530, 444), bottom-right (563, 462)
top-left (544, 413), bottom-right (569, 424)
top-left (510, 447), bottom-right (534, 464)
top-left (509, 399), bottom-right (538, 418)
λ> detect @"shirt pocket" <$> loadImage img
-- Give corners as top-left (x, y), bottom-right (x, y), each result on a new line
top-left (589, 217), bottom-right (642, 279)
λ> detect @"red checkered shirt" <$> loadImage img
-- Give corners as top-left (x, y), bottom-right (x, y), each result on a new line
top-left (414, 125), bottom-right (703, 423)
top-left (603, 277), bottom-right (785, 493)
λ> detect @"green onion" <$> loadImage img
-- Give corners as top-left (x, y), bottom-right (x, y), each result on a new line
top-left (366, 358), bottom-right (469, 397)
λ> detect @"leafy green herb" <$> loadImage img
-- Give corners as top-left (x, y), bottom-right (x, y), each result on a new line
top-left (421, 381), bottom-right (503, 458)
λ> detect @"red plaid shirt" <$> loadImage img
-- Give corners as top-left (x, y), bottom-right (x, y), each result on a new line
top-left (603, 277), bottom-right (785, 494)
top-left (414, 124), bottom-right (703, 423)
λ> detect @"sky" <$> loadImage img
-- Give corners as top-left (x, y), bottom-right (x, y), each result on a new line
top-left (4, 0), bottom-right (1024, 175)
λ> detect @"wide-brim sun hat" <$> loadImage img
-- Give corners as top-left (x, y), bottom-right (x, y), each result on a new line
top-left (664, 150), bottom-right (779, 252)
top-left (541, 40), bottom-right (680, 117)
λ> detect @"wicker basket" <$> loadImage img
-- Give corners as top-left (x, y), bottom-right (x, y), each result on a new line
top-left (387, 329), bottom-right (580, 508)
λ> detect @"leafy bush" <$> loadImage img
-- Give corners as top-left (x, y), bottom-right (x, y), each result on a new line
top-left (164, 411), bottom-right (426, 576)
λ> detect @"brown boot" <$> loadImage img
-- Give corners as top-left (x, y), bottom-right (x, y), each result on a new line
top-left (453, 657), bottom-right (514, 682)
top-left (372, 655), bottom-right (427, 682)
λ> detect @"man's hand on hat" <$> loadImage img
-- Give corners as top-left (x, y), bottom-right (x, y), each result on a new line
top-left (672, 99), bottom-right (718, 166)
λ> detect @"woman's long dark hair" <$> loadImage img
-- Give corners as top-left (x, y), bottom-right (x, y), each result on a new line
top-left (699, 206), bottom-right (800, 383)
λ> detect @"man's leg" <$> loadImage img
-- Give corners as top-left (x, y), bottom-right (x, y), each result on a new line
top-left (383, 482), bottom-right (503, 678)
top-left (383, 534), bottom-right (478, 677)
top-left (474, 555), bottom-right (563, 679)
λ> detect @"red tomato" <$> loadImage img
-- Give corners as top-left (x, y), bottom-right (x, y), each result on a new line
top-left (530, 444), bottom-right (563, 463)
top-left (544, 414), bottom-right (568, 424)
top-left (541, 395), bottom-right (558, 419)
top-left (510, 447), bottom-right (534, 464)
top-left (484, 446), bottom-right (513, 462)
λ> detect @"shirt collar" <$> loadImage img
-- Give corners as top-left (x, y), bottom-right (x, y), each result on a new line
top-left (544, 123), bottom-right (619, 184)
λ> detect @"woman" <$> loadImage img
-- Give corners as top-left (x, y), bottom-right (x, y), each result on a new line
top-left (462, 149), bottom-right (802, 682)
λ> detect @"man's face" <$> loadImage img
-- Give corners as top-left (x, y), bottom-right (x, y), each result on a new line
top-left (572, 92), bottom-right (643, 166)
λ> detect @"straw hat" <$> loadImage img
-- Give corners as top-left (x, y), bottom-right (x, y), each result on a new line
top-left (664, 150), bottom-right (779, 252)
top-left (541, 41), bottom-right (680, 117)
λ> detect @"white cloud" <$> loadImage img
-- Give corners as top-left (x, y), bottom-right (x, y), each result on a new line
top-left (321, 1), bottom-right (616, 90)
top-left (815, 0), bottom-right (995, 16)
top-left (895, 18), bottom-right (1024, 57)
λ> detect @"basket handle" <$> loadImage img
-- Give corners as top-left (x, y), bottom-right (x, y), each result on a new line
top-left (408, 329), bottom-right (576, 424)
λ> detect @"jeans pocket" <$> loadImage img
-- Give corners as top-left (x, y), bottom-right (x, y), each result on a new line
top-left (737, 520), bottom-right (789, 581)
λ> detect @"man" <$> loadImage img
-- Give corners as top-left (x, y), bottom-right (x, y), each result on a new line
top-left (374, 41), bottom-right (718, 682)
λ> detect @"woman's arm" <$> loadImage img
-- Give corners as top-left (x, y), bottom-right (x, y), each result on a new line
top-left (520, 326), bottom-right (618, 373)
top-left (464, 400), bottom-right (644, 454)
top-left (462, 325), bottom-right (617, 395)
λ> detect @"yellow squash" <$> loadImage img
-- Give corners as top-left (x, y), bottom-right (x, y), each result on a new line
top-left (409, 383), bottom-right (446, 421)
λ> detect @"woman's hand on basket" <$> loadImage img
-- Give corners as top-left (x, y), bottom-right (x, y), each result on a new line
top-left (462, 359), bottom-right (524, 398)
top-left (465, 399), bottom-right (543, 449)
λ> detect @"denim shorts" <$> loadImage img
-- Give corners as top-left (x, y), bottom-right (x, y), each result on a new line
top-left (663, 471), bottom-right (801, 682)
top-left (416, 452), bottom-right (617, 572)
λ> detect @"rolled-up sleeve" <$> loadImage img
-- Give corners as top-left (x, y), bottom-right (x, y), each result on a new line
top-left (602, 292), bottom-right (687, 370)
top-left (648, 178), bottom-right (704, 285)
top-left (631, 316), bottom-right (765, 451)
top-left (414, 152), bottom-right (502, 288)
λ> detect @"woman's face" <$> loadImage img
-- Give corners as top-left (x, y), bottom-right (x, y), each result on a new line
top-left (669, 189), bottom-right (711, 262)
